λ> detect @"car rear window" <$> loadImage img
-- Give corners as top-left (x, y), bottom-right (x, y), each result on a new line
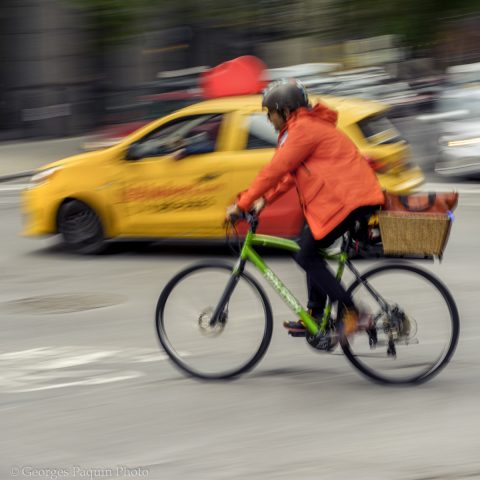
top-left (246, 114), bottom-right (277, 149)
top-left (357, 114), bottom-right (403, 145)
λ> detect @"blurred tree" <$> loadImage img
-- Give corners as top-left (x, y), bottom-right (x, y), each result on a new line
top-left (65, 0), bottom-right (158, 49)
top-left (64, 0), bottom-right (480, 53)
top-left (337, 0), bottom-right (480, 54)
top-left (66, 0), bottom-right (266, 41)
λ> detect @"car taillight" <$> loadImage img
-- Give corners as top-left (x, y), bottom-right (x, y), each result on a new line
top-left (364, 155), bottom-right (390, 173)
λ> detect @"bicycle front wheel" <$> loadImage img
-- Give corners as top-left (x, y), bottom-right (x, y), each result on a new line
top-left (342, 263), bottom-right (459, 385)
top-left (156, 261), bottom-right (273, 380)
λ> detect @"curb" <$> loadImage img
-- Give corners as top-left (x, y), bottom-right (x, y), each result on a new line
top-left (0, 170), bottom-right (34, 183)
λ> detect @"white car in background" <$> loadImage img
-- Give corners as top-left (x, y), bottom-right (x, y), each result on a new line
top-left (420, 88), bottom-right (480, 178)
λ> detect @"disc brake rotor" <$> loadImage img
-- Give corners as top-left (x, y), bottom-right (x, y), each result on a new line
top-left (198, 307), bottom-right (226, 337)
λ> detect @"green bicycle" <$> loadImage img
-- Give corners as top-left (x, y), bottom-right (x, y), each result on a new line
top-left (155, 212), bottom-right (459, 384)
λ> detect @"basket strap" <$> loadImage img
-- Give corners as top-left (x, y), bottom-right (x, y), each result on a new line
top-left (399, 192), bottom-right (436, 212)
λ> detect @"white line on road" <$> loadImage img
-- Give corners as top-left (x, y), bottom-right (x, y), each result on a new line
top-left (0, 184), bottom-right (30, 192)
top-left (0, 346), bottom-right (170, 393)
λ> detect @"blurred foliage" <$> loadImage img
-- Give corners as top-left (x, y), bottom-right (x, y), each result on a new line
top-left (338, 0), bottom-right (480, 51)
top-left (66, 0), bottom-right (265, 46)
top-left (66, 0), bottom-right (159, 48)
top-left (65, 0), bottom-right (480, 53)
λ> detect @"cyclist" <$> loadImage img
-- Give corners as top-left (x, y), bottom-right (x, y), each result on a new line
top-left (226, 79), bottom-right (385, 347)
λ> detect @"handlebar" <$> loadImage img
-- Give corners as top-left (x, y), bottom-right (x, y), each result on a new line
top-left (226, 210), bottom-right (259, 233)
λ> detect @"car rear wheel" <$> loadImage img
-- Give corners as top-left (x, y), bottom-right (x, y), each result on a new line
top-left (57, 200), bottom-right (105, 254)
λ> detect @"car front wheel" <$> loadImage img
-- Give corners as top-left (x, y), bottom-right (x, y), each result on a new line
top-left (57, 200), bottom-right (105, 254)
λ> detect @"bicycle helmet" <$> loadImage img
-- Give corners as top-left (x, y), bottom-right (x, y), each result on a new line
top-left (262, 79), bottom-right (309, 113)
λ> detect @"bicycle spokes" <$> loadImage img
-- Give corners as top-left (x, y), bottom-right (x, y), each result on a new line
top-left (157, 262), bottom-right (273, 379)
top-left (342, 264), bottom-right (458, 384)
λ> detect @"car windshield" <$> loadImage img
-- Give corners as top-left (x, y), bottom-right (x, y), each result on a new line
top-left (135, 114), bottom-right (222, 157)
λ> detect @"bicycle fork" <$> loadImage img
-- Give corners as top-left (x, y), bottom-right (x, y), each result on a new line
top-left (209, 259), bottom-right (246, 326)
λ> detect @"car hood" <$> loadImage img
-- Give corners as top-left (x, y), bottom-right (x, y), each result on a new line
top-left (34, 149), bottom-right (108, 172)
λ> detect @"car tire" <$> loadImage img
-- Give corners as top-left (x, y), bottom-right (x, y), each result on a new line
top-left (57, 200), bottom-right (106, 254)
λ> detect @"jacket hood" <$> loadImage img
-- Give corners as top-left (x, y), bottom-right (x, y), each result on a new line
top-left (290, 103), bottom-right (338, 125)
top-left (278, 102), bottom-right (338, 140)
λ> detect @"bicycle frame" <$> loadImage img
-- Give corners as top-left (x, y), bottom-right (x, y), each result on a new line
top-left (211, 223), bottom-right (350, 335)
top-left (158, 213), bottom-right (459, 384)
top-left (211, 213), bottom-right (396, 337)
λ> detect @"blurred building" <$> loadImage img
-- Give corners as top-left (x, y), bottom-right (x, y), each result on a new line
top-left (1, 0), bottom-right (479, 140)
top-left (437, 15), bottom-right (480, 67)
top-left (0, 0), bottom-right (96, 140)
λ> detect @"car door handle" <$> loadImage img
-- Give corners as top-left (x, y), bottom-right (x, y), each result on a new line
top-left (197, 172), bottom-right (223, 183)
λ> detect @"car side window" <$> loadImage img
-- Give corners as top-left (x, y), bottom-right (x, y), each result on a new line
top-left (246, 113), bottom-right (277, 149)
top-left (134, 114), bottom-right (223, 158)
top-left (357, 114), bottom-right (403, 145)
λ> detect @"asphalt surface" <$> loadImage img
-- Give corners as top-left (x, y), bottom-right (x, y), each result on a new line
top-left (0, 183), bottom-right (480, 479)
top-left (0, 136), bottom-right (89, 179)
top-left (1, 116), bottom-right (480, 479)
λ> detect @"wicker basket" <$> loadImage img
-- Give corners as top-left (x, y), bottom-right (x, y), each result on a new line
top-left (378, 211), bottom-right (452, 258)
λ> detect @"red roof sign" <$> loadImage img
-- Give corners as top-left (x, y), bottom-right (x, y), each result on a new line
top-left (201, 56), bottom-right (268, 99)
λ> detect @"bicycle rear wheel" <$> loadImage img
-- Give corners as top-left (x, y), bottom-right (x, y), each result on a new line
top-left (156, 261), bottom-right (273, 380)
top-left (341, 263), bottom-right (459, 385)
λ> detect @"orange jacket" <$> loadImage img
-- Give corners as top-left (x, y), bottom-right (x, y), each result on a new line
top-left (237, 103), bottom-right (385, 239)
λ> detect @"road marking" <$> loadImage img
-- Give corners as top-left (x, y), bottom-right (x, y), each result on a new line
top-left (0, 184), bottom-right (30, 192)
top-left (0, 346), bottom-right (170, 393)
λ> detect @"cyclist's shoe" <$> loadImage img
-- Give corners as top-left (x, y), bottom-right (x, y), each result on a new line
top-left (340, 307), bottom-right (374, 337)
top-left (283, 320), bottom-right (307, 337)
top-left (341, 308), bottom-right (359, 336)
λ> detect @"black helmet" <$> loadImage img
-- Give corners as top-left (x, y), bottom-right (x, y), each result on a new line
top-left (262, 79), bottom-right (309, 113)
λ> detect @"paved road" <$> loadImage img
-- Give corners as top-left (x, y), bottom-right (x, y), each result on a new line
top-left (0, 186), bottom-right (479, 479)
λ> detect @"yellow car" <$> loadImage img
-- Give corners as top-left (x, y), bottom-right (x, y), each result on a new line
top-left (22, 95), bottom-right (424, 253)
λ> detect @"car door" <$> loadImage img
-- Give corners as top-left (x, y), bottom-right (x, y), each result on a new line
top-left (118, 113), bottom-right (233, 238)
top-left (231, 111), bottom-right (304, 237)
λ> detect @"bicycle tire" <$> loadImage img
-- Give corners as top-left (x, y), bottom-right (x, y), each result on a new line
top-left (156, 261), bottom-right (273, 380)
top-left (341, 262), bottom-right (459, 385)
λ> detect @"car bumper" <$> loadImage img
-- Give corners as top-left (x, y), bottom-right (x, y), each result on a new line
top-left (377, 166), bottom-right (425, 194)
top-left (435, 150), bottom-right (480, 177)
top-left (21, 186), bottom-right (58, 236)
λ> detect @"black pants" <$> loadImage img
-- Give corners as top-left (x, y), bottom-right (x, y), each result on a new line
top-left (294, 206), bottom-right (376, 314)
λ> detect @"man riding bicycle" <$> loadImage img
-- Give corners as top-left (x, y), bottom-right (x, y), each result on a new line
top-left (226, 79), bottom-right (385, 347)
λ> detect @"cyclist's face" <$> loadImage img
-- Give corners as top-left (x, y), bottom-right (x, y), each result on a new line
top-left (267, 109), bottom-right (286, 132)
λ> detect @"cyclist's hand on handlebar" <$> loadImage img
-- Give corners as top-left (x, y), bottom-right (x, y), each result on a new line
top-left (252, 197), bottom-right (266, 215)
top-left (225, 203), bottom-right (242, 224)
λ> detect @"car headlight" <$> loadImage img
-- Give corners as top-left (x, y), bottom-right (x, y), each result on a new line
top-left (29, 167), bottom-right (61, 186)
top-left (446, 137), bottom-right (480, 147)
